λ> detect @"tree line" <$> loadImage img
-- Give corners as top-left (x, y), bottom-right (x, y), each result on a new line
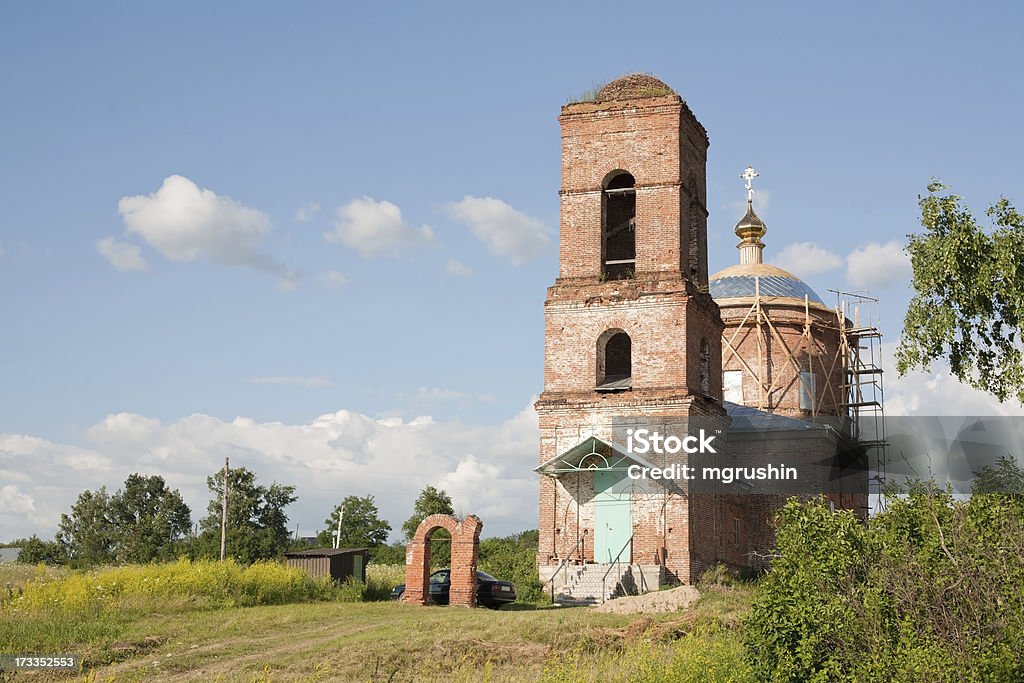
top-left (10, 467), bottom-right (462, 568)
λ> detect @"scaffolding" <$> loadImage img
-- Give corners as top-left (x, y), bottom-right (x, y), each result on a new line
top-left (718, 279), bottom-right (889, 507)
top-left (830, 289), bottom-right (889, 506)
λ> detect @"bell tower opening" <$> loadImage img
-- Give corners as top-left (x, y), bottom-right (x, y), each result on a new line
top-left (597, 329), bottom-right (632, 390)
top-left (602, 171), bottom-right (636, 281)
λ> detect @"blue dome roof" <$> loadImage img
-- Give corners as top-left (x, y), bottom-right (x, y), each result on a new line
top-left (709, 263), bottom-right (825, 305)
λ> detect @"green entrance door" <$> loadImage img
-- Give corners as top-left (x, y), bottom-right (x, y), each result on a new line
top-left (594, 470), bottom-right (632, 563)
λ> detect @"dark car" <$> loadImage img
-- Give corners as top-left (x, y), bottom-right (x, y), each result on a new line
top-left (391, 568), bottom-right (516, 609)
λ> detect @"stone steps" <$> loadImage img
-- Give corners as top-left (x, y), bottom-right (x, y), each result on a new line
top-left (551, 563), bottom-right (649, 605)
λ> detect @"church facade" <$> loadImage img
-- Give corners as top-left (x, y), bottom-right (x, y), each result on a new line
top-left (534, 75), bottom-right (863, 596)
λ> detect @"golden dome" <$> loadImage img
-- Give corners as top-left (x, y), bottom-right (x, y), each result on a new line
top-left (734, 200), bottom-right (767, 240)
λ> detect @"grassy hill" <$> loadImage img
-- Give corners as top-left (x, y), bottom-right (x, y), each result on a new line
top-left (0, 562), bottom-right (752, 682)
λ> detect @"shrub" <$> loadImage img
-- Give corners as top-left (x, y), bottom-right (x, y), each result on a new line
top-left (742, 493), bottom-right (1024, 681)
top-left (334, 569), bottom-right (400, 603)
top-left (367, 563), bottom-right (406, 590)
top-left (3, 558), bottom-right (338, 616)
top-left (742, 497), bottom-right (865, 681)
top-left (478, 530), bottom-right (547, 604)
top-left (697, 563), bottom-right (742, 588)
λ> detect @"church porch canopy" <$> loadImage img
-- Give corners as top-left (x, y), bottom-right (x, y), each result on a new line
top-left (534, 435), bottom-right (660, 478)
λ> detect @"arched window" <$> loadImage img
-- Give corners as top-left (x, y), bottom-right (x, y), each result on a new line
top-left (603, 171), bottom-right (636, 280)
top-left (597, 330), bottom-right (632, 391)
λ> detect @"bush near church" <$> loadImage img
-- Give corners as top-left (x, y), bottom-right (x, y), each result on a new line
top-left (478, 530), bottom-right (546, 604)
top-left (743, 491), bottom-right (1024, 681)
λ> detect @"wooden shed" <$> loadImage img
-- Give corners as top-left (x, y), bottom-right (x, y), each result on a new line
top-left (285, 548), bottom-right (370, 582)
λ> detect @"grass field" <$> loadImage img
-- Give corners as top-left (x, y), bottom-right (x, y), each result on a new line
top-left (1, 563), bottom-right (753, 682)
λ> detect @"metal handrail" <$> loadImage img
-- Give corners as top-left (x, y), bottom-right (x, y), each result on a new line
top-left (548, 537), bottom-right (585, 603)
top-left (601, 534), bottom-right (633, 603)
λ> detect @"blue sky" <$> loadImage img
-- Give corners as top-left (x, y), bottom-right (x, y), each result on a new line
top-left (2, 1), bottom-right (1023, 541)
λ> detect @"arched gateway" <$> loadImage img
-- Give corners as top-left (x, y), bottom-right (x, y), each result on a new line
top-left (403, 514), bottom-right (482, 607)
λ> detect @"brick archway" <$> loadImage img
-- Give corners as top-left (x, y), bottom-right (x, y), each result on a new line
top-left (403, 514), bottom-right (483, 607)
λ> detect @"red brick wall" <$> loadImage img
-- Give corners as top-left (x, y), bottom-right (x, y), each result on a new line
top-left (404, 514), bottom-right (482, 608)
top-left (557, 96), bottom-right (708, 281)
top-left (543, 281), bottom-right (723, 396)
top-left (537, 88), bottom-right (723, 585)
top-left (720, 302), bottom-right (846, 417)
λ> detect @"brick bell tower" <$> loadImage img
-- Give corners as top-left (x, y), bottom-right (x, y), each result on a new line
top-left (535, 74), bottom-right (725, 586)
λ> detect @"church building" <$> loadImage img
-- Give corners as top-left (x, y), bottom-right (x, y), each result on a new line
top-left (534, 75), bottom-right (867, 602)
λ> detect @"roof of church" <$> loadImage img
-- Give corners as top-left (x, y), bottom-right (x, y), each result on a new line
top-left (596, 74), bottom-right (676, 102)
top-left (709, 262), bottom-right (826, 305)
top-left (724, 401), bottom-right (822, 433)
top-left (711, 166), bottom-right (828, 307)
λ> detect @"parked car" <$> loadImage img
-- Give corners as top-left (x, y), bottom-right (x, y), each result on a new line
top-left (391, 568), bottom-right (516, 609)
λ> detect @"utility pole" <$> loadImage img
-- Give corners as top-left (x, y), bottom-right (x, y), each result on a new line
top-left (220, 456), bottom-right (229, 561)
top-left (333, 504), bottom-right (345, 549)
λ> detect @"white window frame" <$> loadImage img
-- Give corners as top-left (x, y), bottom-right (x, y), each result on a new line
top-left (723, 370), bottom-right (744, 404)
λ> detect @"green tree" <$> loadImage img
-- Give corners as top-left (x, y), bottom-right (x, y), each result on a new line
top-left (369, 541), bottom-right (407, 565)
top-left (14, 535), bottom-right (67, 564)
top-left (897, 181), bottom-right (1024, 402)
top-left (56, 487), bottom-right (115, 566)
top-left (478, 530), bottom-right (545, 604)
top-left (316, 495), bottom-right (392, 548)
top-left (401, 485), bottom-right (454, 540)
top-left (403, 486), bottom-right (455, 568)
top-left (742, 497), bottom-right (866, 681)
top-left (108, 474), bottom-right (192, 563)
top-left (973, 455), bottom-right (1024, 495)
top-left (194, 466), bottom-right (297, 563)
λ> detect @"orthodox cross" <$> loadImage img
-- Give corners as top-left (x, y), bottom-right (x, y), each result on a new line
top-left (740, 165), bottom-right (759, 203)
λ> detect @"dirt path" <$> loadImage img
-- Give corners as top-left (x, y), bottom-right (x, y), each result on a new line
top-left (86, 605), bottom-right (380, 682)
top-left (76, 601), bottom-right (661, 682)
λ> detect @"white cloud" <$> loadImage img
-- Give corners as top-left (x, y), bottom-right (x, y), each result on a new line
top-left (96, 237), bottom-right (148, 272)
top-left (249, 376), bottom-right (333, 388)
top-left (445, 258), bottom-right (473, 277)
top-left (0, 402), bottom-right (540, 541)
top-left (0, 485), bottom-right (36, 515)
top-left (0, 435), bottom-right (116, 537)
top-left (445, 196), bottom-right (550, 265)
top-left (876, 342), bottom-right (1024, 416)
top-left (436, 455), bottom-right (534, 519)
top-left (118, 175), bottom-right (294, 285)
top-left (846, 240), bottom-right (910, 289)
top-left (771, 242), bottom-right (841, 275)
top-left (319, 270), bottom-right (348, 288)
top-left (326, 197), bottom-right (433, 258)
top-left (887, 369), bottom-right (1024, 416)
top-left (294, 203), bottom-right (321, 222)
